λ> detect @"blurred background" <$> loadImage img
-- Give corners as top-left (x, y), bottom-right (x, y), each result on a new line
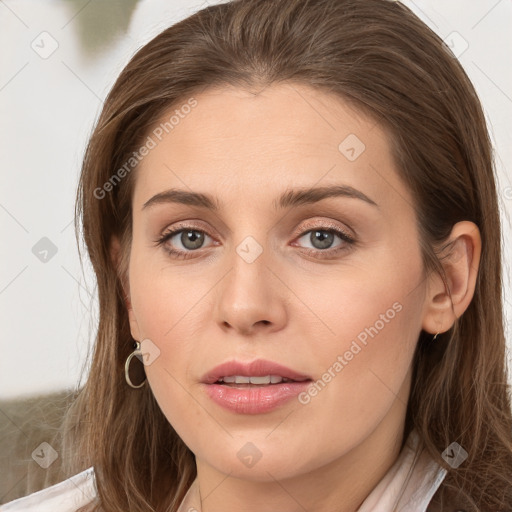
top-left (1, 0), bottom-right (511, 400)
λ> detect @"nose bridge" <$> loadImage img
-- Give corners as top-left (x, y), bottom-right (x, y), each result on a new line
top-left (227, 231), bottom-right (269, 300)
top-left (222, 196), bottom-right (271, 274)
top-left (214, 226), bottom-right (287, 334)
top-left (222, 186), bottom-right (288, 283)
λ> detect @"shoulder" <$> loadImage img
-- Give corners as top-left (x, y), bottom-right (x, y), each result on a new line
top-left (0, 467), bottom-right (96, 512)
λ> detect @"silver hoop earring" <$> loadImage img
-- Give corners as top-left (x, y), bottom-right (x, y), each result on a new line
top-left (432, 332), bottom-right (440, 341)
top-left (125, 340), bottom-right (147, 389)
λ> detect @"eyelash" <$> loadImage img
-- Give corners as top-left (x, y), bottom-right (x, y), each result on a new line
top-left (153, 222), bottom-right (356, 260)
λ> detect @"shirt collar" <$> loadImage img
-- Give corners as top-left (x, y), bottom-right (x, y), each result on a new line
top-left (177, 429), bottom-right (447, 512)
top-left (357, 429), bottom-right (447, 511)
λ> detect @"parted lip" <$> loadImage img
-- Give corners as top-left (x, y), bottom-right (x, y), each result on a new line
top-left (201, 359), bottom-right (312, 384)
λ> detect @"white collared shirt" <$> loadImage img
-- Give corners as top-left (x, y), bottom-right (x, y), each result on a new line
top-left (0, 429), bottom-right (447, 512)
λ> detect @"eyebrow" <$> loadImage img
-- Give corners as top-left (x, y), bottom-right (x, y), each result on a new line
top-left (141, 185), bottom-right (378, 211)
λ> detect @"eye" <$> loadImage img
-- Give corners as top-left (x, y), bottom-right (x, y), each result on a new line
top-left (154, 225), bottom-right (215, 259)
top-left (292, 225), bottom-right (355, 258)
top-left (154, 221), bottom-right (356, 260)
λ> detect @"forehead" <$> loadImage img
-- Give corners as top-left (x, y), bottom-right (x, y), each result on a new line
top-left (132, 83), bottom-right (412, 217)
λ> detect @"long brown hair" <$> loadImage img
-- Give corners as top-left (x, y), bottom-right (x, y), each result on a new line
top-left (62, 0), bottom-right (512, 510)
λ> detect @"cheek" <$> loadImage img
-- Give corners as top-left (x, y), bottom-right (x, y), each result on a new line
top-left (127, 250), bottom-right (219, 403)
top-left (305, 268), bottom-right (422, 419)
top-left (129, 269), bottom-right (210, 446)
top-left (128, 243), bottom-right (212, 341)
top-left (296, 252), bottom-right (425, 425)
top-left (129, 278), bottom-right (204, 390)
top-left (300, 249), bottom-right (423, 349)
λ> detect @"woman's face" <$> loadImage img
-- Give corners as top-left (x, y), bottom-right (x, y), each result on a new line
top-left (123, 83), bottom-right (430, 482)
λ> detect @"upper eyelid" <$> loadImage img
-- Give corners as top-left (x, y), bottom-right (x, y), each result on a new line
top-left (161, 220), bottom-right (352, 237)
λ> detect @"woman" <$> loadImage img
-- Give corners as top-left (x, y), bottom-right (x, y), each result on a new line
top-left (2, 0), bottom-right (511, 511)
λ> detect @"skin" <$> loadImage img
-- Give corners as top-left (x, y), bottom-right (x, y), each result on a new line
top-left (111, 83), bottom-right (481, 512)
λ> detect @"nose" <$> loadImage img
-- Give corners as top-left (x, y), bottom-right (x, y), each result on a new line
top-left (214, 242), bottom-right (288, 337)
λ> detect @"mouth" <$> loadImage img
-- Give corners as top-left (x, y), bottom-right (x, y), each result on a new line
top-left (201, 358), bottom-right (313, 385)
top-left (200, 359), bottom-right (313, 413)
top-left (213, 375), bottom-right (311, 387)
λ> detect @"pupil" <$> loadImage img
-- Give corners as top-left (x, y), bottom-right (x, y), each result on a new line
top-left (311, 230), bottom-right (333, 249)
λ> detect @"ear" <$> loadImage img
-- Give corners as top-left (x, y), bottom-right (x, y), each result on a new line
top-left (422, 221), bottom-right (482, 335)
top-left (110, 235), bottom-right (142, 341)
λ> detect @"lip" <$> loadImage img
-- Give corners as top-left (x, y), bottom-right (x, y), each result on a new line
top-left (201, 358), bottom-right (312, 384)
top-left (201, 359), bottom-right (312, 414)
top-left (203, 381), bottom-right (312, 414)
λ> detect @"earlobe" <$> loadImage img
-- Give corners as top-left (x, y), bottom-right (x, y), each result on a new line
top-left (422, 221), bottom-right (482, 335)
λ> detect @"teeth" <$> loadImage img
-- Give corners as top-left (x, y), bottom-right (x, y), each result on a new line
top-left (219, 375), bottom-right (289, 384)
